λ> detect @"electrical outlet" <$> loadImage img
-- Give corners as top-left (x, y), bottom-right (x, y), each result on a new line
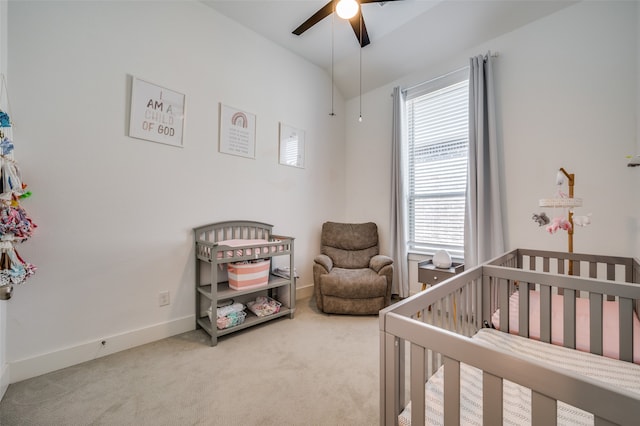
top-left (158, 290), bottom-right (170, 306)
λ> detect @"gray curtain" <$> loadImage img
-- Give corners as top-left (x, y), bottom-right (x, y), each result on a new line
top-left (465, 53), bottom-right (505, 268)
top-left (390, 86), bottom-right (409, 297)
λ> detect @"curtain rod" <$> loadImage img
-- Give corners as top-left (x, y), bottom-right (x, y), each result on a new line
top-left (402, 51), bottom-right (499, 94)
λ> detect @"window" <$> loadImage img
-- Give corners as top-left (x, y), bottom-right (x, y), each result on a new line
top-left (405, 69), bottom-right (469, 259)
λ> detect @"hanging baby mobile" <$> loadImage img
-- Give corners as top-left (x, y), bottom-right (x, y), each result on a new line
top-left (532, 167), bottom-right (591, 257)
top-left (0, 79), bottom-right (37, 300)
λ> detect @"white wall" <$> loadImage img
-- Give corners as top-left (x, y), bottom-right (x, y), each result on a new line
top-left (6, 0), bottom-right (346, 382)
top-left (0, 0), bottom-right (8, 401)
top-left (346, 1), bottom-right (639, 269)
top-left (636, 0), bottom-right (640, 259)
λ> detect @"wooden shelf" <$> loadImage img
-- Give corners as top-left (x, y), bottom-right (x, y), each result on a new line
top-left (197, 275), bottom-right (291, 301)
top-left (197, 307), bottom-right (294, 338)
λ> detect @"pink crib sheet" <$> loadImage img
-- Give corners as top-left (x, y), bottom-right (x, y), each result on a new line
top-left (491, 290), bottom-right (640, 363)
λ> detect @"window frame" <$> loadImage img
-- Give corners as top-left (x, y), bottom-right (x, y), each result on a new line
top-left (404, 68), bottom-right (470, 260)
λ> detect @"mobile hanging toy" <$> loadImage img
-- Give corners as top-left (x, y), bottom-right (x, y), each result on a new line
top-left (533, 167), bottom-right (591, 262)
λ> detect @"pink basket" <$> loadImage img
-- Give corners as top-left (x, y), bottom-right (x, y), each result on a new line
top-left (227, 259), bottom-right (270, 290)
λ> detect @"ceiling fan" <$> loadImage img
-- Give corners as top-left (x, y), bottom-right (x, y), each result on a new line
top-left (292, 0), bottom-right (403, 48)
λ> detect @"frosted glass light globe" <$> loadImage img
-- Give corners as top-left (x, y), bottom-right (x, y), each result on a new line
top-left (336, 0), bottom-right (359, 20)
top-left (433, 250), bottom-right (452, 269)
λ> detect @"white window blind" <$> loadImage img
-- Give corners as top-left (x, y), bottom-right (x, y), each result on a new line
top-left (406, 73), bottom-right (469, 259)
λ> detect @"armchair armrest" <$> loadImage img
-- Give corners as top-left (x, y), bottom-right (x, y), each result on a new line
top-left (314, 254), bottom-right (333, 273)
top-left (370, 255), bottom-right (393, 273)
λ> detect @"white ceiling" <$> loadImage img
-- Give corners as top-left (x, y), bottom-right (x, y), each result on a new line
top-left (201, 0), bottom-right (578, 99)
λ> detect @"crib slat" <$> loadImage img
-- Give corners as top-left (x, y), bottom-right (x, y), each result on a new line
top-left (470, 280), bottom-right (476, 331)
top-left (443, 296), bottom-right (449, 330)
top-left (499, 279), bottom-right (510, 332)
top-left (482, 274), bottom-right (492, 326)
top-left (443, 357), bottom-right (460, 425)
top-left (483, 372), bottom-right (503, 425)
top-left (461, 285), bottom-right (467, 334)
top-left (563, 289), bottom-right (576, 349)
top-left (382, 333), bottom-right (401, 426)
top-left (589, 293), bottom-right (604, 356)
top-left (603, 263), bottom-right (615, 301)
top-left (475, 279), bottom-right (483, 330)
top-left (431, 347), bottom-right (438, 380)
top-left (457, 288), bottom-right (464, 334)
top-left (540, 285), bottom-right (552, 343)
top-left (619, 297), bottom-right (633, 362)
top-left (410, 344), bottom-right (426, 426)
top-left (446, 294), bottom-right (453, 330)
top-left (519, 284), bottom-right (530, 338)
top-left (532, 391), bottom-right (557, 426)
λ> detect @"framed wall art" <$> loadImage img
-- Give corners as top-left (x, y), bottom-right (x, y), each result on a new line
top-left (219, 104), bottom-right (256, 159)
top-left (278, 122), bottom-right (305, 168)
top-left (129, 76), bottom-right (185, 148)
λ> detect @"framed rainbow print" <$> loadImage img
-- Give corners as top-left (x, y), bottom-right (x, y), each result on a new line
top-left (219, 103), bottom-right (256, 159)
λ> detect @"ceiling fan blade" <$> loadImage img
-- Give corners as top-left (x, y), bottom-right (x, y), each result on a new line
top-left (292, 1), bottom-right (335, 36)
top-left (293, 0), bottom-right (402, 44)
top-left (359, 0), bottom-right (404, 3)
top-left (348, 12), bottom-right (370, 47)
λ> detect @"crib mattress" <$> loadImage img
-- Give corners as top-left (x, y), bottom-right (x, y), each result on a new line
top-left (398, 328), bottom-right (640, 425)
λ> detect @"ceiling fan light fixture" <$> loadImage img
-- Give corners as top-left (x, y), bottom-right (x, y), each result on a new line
top-left (336, 0), bottom-right (359, 20)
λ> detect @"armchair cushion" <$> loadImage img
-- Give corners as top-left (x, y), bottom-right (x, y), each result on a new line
top-left (370, 254), bottom-right (393, 273)
top-left (319, 268), bottom-right (388, 299)
top-left (321, 222), bottom-right (379, 269)
top-left (314, 254), bottom-right (333, 273)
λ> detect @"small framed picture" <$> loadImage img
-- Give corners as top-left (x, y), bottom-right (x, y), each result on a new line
top-left (279, 123), bottom-right (305, 168)
top-left (129, 76), bottom-right (185, 148)
top-left (219, 104), bottom-right (257, 159)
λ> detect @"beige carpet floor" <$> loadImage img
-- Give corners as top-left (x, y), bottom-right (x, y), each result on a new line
top-left (0, 298), bottom-right (380, 426)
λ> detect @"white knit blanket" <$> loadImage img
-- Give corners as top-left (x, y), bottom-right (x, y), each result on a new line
top-left (399, 328), bottom-right (640, 425)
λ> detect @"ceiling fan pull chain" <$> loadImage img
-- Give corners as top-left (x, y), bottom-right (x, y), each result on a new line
top-left (330, 7), bottom-right (336, 117)
top-left (359, 12), bottom-right (363, 122)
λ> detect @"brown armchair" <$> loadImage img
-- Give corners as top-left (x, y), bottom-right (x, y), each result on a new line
top-left (313, 221), bottom-right (394, 315)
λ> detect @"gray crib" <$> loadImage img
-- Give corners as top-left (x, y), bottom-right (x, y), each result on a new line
top-left (380, 249), bottom-right (640, 425)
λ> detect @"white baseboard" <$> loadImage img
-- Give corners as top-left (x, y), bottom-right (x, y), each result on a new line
top-left (1, 362), bottom-right (8, 401)
top-left (9, 288), bottom-right (316, 384)
top-left (9, 315), bottom-right (195, 384)
top-left (296, 283), bottom-right (314, 300)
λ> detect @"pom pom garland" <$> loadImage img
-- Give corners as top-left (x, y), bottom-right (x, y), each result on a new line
top-left (0, 108), bottom-right (36, 287)
top-left (0, 244), bottom-right (36, 286)
top-left (0, 110), bottom-right (10, 127)
top-left (0, 206), bottom-right (37, 241)
top-left (0, 137), bottom-right (13, 156)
